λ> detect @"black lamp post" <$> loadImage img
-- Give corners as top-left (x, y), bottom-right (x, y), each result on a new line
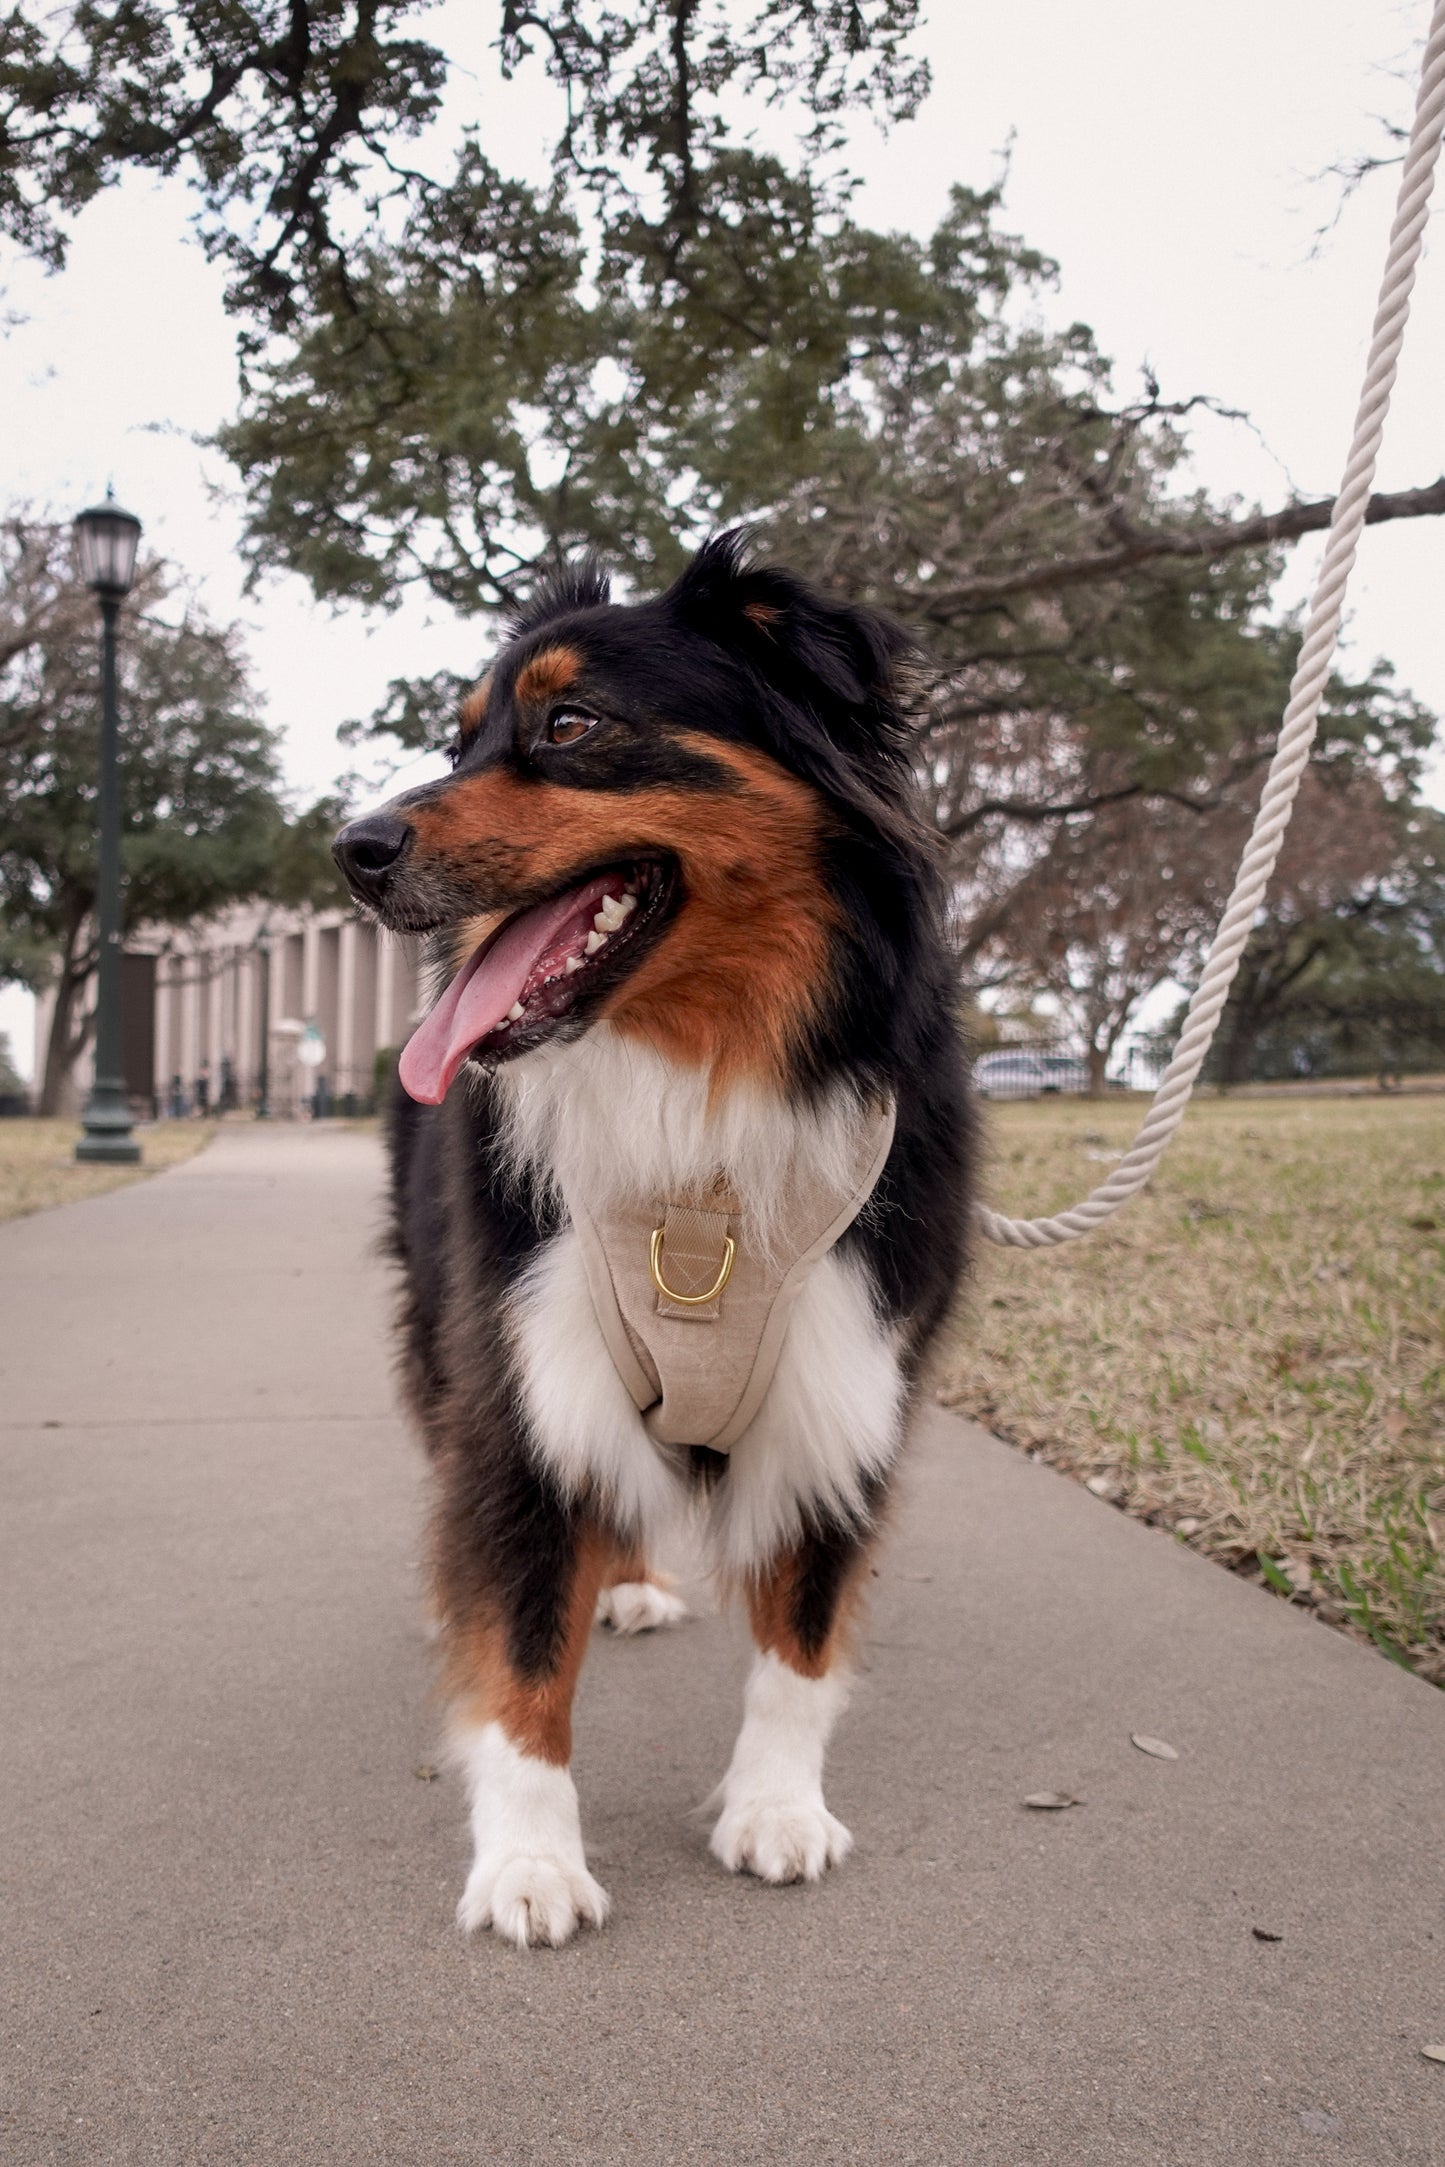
top-left (255, 923), bottom-right (273, 1119)
top-left (73, 490), bottom-right (143, 1164)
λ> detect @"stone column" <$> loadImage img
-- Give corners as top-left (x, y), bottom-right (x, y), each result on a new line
top-left (347, 920), bottom-right (378, 1100)
top-left (302, 919), bottom-right (321, 1025)
top-left (153, 960), bottom-right (172, 1112)
top-left (337, 919), bottom-right (360, 1098)
top-left (237, 947), bottom-right (256, 1106)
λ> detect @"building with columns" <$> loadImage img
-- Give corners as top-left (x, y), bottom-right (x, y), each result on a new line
top-left (44, 903), bottom-right (430, 1117)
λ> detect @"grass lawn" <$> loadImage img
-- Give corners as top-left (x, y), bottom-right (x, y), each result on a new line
top-left (0, 1118), bottom-right (216, 1225)
top-left (940, 1092), bottom-right (1445, 1685)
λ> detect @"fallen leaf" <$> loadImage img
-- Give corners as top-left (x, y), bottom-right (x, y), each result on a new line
top-left (1023, 1792), bottom-right (1082, 1811)
top-left (1251, 1927), bottom-right (1284, 1942)
top-left (413, 1764), bottom-right (439, 1783)
top-left (1421, 2044), bottom-right (1445, 2063)
top-left (1130, 1733), bottom-right (1180, 1761)
top-left (1175, 1517), bottom-right (1202, 1536)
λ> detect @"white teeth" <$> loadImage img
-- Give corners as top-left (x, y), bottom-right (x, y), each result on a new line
top-left (564, 954), bottom-right (583, 974)
top-left (584, 929), bottom-right (608, 955)
top-left (618, 891), bottom-right (637, 917)
top-left (507, 1002), bottom-right (525, 1021)
top-left (595, 893), bottom-right (630, 932)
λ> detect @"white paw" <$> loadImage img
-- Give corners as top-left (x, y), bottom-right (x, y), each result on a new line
top-left (709, 1797), bottom-right (854, 1884)
top-left (595, 1580), bottom-right (689, 1634)
top-left (457, 1852), bottom-right (610, 1948)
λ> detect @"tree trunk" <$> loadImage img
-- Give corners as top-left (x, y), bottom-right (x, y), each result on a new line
top-left (37, 934), bottom-right (95, 1117)
top-left (1086, 1043), bottom-right (1109, 1098)
top-left (1216, 1010), bottom-right (1260, 1091)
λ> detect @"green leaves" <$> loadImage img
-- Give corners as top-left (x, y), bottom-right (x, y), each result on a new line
top-left (0, 517), bottom-right (339, 992)
top-left (0, 0), bottom-right (450, 316)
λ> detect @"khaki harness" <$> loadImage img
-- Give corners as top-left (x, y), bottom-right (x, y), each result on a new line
top-left (561, 1098), bottom-right (896, 1453)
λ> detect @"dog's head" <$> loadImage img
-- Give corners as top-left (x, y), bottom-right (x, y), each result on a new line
top-left (334, 532), bottom-right (934, 1103)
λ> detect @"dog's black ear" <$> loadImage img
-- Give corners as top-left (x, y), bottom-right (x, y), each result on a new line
top-left (664, 530), bottom-right (915, 730)
top-left (508, 554), bottom-right (612, 637)
top-left (669, 531), bottom-right (937, 879)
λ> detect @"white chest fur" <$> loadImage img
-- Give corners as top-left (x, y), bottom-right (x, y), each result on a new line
top-left (489, 1030), bottom-right (904, 1573)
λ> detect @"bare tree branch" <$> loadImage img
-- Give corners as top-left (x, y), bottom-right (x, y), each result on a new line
top-left (920, 477), bottom-right (1445, 621)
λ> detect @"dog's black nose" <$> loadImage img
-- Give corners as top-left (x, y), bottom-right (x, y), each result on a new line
top-left (333, 814), bottom-right (412, 901)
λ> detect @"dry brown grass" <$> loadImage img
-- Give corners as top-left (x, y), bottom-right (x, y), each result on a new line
top-left (0, 1118), bottom-right (216, 1224)
top-left (940, 1093), bottom-right (1445, 1684)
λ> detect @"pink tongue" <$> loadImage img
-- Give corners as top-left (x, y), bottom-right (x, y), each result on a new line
top-left (399, 882), bottom-right (611, 1105)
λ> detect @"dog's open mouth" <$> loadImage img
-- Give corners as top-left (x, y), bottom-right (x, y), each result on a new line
top-left (398, 860), bottom-right (674, 1104)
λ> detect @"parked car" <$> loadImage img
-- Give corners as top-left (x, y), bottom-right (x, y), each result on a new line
top-left (973, 1049), bottom-right (1090, 1099)
top-left (1037, 1052), bottom-right (1090, 1093)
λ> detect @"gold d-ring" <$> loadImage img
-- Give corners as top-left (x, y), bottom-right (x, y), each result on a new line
top-left (649, 1225), bottom-right (736, 1305)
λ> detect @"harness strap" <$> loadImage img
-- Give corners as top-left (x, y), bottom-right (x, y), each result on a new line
top-left (562, 1097), bottom-right (896, 1453)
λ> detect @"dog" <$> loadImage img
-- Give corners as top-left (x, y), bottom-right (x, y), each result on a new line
top-left (332, 532), bottom-right (974, 1947)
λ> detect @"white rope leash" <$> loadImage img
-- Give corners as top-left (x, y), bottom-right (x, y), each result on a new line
top-left (978, 0), bottom-right (1445, 1250)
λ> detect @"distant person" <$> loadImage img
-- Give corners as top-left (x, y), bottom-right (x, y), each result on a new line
top-left (218, 1055), bottom-right (237, 1113)
top-left (194, 1059), bottom-right (211, 1116)
top-left (168, 1073), bottom-right (186, 1119)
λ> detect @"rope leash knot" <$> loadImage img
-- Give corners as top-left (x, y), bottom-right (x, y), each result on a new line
top-left (978, 0), bottom-right (1445, 1250)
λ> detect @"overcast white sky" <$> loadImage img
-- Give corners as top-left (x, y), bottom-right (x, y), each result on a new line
top-left (3, 0), bottom-right (1443, 1079)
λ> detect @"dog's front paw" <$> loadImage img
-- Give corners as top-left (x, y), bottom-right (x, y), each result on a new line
top-left (709, 1797), bottom-right (853, 1884)
top-left (596, 1579), bottom-right (689, 1634)
top-left (458, 1852), bottom-right (610, 1948)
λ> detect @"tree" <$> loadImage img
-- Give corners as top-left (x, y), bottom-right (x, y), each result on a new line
top-left (0, 2), bottom-right (926, 334)
top-left (1207, 801), bottom-right (1445, 1086)
top-left (4, 1), bottom-right (1440, 611)
top-left (982, 796), bottom-right (1229, 1095)
top-left (950, 631), bottom-right (1437, 1083)
top-left (295, 165), bottom-right (1438, 1009)
top-left (0, 516), bottom-right (342, 1112)
top-left (7, 3), bottom-right (1441, 998)
top-left (0, 1029), bottom-right (24, 1099)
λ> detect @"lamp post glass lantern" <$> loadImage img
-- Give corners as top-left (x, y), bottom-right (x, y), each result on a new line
top-left (73, 489), bottom-right (143, 1164)
top-left (74, 494), bottom-right (142, 598)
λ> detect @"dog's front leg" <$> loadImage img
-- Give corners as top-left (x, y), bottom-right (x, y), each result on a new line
top-left (438, 1485), bottom-right (613, 1949)
top-left (710, 1528), bottom-right (870, 1885)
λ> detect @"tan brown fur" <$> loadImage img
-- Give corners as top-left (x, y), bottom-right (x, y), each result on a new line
top-left (405, 737), bottom-right (836, 1089)
top-left (457, 673), bottom-right (492, 748)
top-left (600, 1545), bottom-right (647, 1589)
top-left (599, 1550), bottom-right (682, 1605)
top-left (514, 645), bottom-right (583, 708)
top-left (742, 1544), bottom-right (873, 1680)
top-left (441, 1523), bottom-right (614, 1764)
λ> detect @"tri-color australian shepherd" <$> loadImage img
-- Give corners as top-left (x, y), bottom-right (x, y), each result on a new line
top-left (333, 532), bottom-right (973, 1947)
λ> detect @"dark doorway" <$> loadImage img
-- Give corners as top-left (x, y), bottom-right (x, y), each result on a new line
top-left (121, 951), bottom-right (156, 1108)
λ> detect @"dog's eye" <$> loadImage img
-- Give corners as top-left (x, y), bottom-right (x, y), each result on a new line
top-left (546, 707), bottom-right (599, 747)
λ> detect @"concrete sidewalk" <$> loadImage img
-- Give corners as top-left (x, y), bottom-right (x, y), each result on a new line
top-left (1, 1125), bottom-right (1441, 2166)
